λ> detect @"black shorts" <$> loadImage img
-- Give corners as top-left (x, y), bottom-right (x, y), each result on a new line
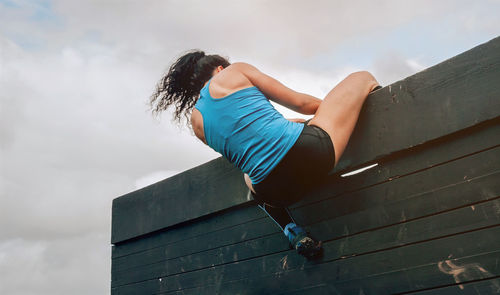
top-left (252, 122), bottom-right (335, 208)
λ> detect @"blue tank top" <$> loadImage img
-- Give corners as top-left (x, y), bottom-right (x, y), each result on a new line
top-left (194, 79), bottom-right (304, 184)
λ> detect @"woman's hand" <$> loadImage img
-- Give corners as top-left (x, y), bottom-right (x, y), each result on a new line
top-left (287, 118), bottom-right (306, 123)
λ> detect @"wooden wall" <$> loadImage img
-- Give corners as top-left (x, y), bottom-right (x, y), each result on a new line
top-left (111, 37), bottom-right (500, 294)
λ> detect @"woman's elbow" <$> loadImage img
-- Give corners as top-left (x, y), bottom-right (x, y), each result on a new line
top-left (300, 98), bottom-right (321, 115)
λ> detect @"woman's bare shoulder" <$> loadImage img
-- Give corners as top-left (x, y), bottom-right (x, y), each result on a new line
top-left (217, 63), bottom-right (254, 83)
top-left (209, 64), bottom-right (254, 98)
top-left (229, 62), bottom-right (253, 69)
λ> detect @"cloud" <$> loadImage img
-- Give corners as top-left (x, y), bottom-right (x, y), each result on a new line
top-left (372, 51), bottom-right (428, 85)
top-left (0, 233), bottom-right (108, 295)
top-left (0, 35), bottom-right (218, 243)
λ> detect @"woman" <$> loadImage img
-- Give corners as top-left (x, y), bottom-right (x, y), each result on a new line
top-left (150, 50), bottom-right (380, 259)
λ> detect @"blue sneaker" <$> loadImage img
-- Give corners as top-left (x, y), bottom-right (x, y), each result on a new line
top-left (284, 223), bottom-right (323, 259)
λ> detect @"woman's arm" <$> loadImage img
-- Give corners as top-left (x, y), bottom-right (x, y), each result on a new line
top-left (191, 108), bottom-right (207, 145)
top-left (232, 62), bottom-right (322, 115)
top-left (287, 118), bottom-right (306, 123)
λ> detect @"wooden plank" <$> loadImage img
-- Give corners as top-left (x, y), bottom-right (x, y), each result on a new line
top-left (164, 285), bottom-right (218, 295)
top-left (309, 170), bottom-right (500, 242)
top-left (111, 178), bottom-right (499, 289)
top-left (112, 215), bottom-right (275, 271)
top-left (278, 284), bottom-right (339, 295)
top-left (211, 228), bottom-right (500, 294)
top-left (111, 148), bottom-right (499, 288)
top-left (148, 227), bottom-right (500, 294)
top-left (111, 167), bottom-right (499, 287)
top-left (112, 190), bottom-right (500, 290)
top-left (328, 250), bottom-right (500, 294)
top-left (112, 203), bottom-right (264, 258)
top-left (293, 145), bottom-right (500, 226)
top-left (112, 231), bottom-right (288, 287)
top-left (111, 157), bottom-right (248, 244)
top-left (403, 277), bottom-right (500, 294)
top-left (166, 284), bottom-right (341, 295)
top-left (111, 37), bottom-right (500, 243)
top-left (163, 284), bottom-right (342, 295)
top-left (111, 177), bottom-right (500, 293)
top-left (320, 195), bottom-right (500, 262)
top-left (162, 281), bottom-right (340, 294)
top-left (111, 217), bottom-right (284, 285)
top-left (292, 120), bottom-right (500, 210)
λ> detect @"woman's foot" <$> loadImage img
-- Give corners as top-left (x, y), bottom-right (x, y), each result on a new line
top-left (284, 223), bottom-right (323, 259)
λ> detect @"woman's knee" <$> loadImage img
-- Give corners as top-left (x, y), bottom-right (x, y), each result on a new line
top-left (346, 71), bottom-right (379, 92)
top-left (348, 71), bottom-right (376, 82)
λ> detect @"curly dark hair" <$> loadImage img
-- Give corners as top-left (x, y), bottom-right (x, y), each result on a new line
top-left (150, 50), bottom-right (231, 125)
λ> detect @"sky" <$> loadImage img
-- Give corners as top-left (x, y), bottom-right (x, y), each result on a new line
top-left (0, 0), bottom-right (498, 294)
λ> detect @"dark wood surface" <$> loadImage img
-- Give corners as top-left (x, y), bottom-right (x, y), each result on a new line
top-left (406, 277), bottom-right (500, 294)
top-left (111, 136), bottom-right (500, 293)
top-left (111, 203), bottom-right (265, 259)
top-left (111, 157), bottom-right (249, 244)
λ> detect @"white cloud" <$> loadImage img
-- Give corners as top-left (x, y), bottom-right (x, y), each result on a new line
top-left (0, 233), bottom-right (108, 295)
top-left (0, 36), bottom-right (218, 244)
top-left (371, 51), bottom-right (429, 86)
top-left (406, 58), bottom-right (426, 73)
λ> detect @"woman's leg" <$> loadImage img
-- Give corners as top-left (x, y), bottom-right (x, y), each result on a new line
top-left (245, 173), bottom-right (294, 229)
top-left (309, 71), bottom-right (379, 167)
top-left (245, 174), bottom-right (322, 258)
top-left (257, 202), bottom-right (295, 230)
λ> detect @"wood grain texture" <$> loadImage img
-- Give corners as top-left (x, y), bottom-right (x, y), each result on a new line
top-left (112, 172), bottom-right (500, 288)
top-left (406, 276), bottom-right (500, 294)
top-left (112, 203), bottom-right (264, 258)
top-left (111, 147), bottom-right (500, 290)
top-left (111, 226), bottom-right (500, 294)
top-left (111, 157), bottom-right (248, 243)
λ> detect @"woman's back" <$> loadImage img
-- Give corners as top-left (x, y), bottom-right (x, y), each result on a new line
top-left (190, 65), bottom-right (250, 143)
top-left (203, 65), bottom-right (253, 98)
top-left (193, 67), bottom-right (304, 184)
